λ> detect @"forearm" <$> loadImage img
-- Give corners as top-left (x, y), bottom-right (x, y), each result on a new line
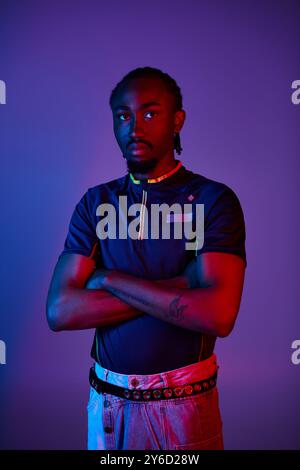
top-left (48, 287), bottom-right (142, 331)
top-left (48, 273), bottom-right (188, 332)
top-left (102, 270), bottom-right (228, 336)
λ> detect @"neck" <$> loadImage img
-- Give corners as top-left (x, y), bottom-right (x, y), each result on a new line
top-left (132, 158), bottom-right (178, 181)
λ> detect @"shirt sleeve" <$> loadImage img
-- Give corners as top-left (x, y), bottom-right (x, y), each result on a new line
top-left (196, 185), bottom-right (247, 266)
top-left (58, 189), bottom-right (99, 262)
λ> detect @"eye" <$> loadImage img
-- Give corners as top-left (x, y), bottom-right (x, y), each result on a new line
top-left (145, 110), bottom-right (158, 119)
top-left (116, 110), bottom-right (158, 121)
top-left (116, 112), bottom-right (130, 121)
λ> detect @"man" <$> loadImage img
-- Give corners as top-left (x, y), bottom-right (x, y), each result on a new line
top-left (46, 66), bottom-right (246, 450)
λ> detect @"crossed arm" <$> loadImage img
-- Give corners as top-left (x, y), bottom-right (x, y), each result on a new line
top-left (46, 252), bottom-right (245, 337)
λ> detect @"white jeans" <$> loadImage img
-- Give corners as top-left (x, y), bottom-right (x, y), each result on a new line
top-left (87, 353), bottom-right (223, 450)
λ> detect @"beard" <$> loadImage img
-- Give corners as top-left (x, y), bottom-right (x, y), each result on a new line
top-left (125, 157), bottom-right (158, 175)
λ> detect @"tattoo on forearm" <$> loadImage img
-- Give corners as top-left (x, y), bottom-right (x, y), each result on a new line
top-left (166, 296), bottom-right (187, 322)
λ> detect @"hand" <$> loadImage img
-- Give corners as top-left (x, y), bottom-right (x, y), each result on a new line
top-left (85, 268), bottom-right (109, 289)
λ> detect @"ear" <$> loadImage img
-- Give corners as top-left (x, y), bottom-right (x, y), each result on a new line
top-left (174, 109), bottom-right (186, 133)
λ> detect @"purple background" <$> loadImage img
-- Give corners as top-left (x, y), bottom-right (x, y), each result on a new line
top-left (0, 0), bottom-right (299, 450)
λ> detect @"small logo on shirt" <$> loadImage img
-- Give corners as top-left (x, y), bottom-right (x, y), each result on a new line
top-left (166, 212), bottom-right (193, 223)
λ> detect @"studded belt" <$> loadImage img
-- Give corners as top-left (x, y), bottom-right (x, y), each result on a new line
top-left (89, 365), bottom-right (218, 401)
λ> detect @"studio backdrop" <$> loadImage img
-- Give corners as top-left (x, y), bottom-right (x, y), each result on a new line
top-left (0, 0), bottom-right (299, 450)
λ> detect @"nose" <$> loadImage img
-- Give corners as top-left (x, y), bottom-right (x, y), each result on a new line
top-left (128, 114), bottom-right (144, 138)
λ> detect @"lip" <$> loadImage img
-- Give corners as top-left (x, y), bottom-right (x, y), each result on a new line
top-left (128, 142), bottom-right (149, 149)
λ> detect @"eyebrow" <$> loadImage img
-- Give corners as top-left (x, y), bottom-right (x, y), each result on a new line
top-left (113, 101), bottom-right (161, 111)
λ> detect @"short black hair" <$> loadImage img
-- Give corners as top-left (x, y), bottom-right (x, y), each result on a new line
top-left (109, 66), bottom-right (183, 155)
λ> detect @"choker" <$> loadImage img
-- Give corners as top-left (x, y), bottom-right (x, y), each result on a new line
top-left (130, 161), bottom-right (182, 184)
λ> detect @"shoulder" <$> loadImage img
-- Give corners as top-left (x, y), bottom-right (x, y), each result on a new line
top-left (87, 174), bottom-right (128, 195)
top-left (184, 169), bottom-right (243, 209)
top-left (81, 174), bottom-right (128, 204)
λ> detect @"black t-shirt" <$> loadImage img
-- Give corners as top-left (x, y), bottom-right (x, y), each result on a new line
top-left (60, 163), bottom-right (247, 374)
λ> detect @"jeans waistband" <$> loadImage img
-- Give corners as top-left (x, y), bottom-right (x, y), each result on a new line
top-left (94, 354), bottom-right (219, 390)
